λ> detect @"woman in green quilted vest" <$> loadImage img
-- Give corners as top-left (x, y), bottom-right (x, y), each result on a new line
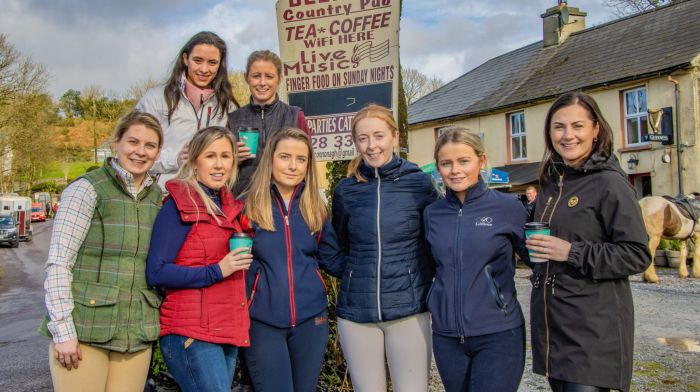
top-left (40, 110), bottom-right (164, 391)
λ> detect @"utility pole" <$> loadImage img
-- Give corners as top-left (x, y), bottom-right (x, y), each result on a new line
top-left (668, 75), bottom-right (683, 196)
top-left (398, 0), bottom-right (409, 159)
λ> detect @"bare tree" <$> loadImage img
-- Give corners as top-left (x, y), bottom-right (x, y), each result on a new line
top-left (603, 0), bottom-right (672, 16)
top-left (0, 35), bottom-right (49, 109)
top-left (126, 77), bottom-right (162, 102)
top-left (401, 67), bottom-right (444, 105)
top-left (1, 93), bottom-right (56, 191)
top-left (0, 35), bottom-right (50, 192)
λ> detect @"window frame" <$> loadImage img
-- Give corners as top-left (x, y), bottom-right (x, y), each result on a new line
top-left (508, 111), bottom-right (527, 161)
top-left (623, 87), bottom-right (650, 147)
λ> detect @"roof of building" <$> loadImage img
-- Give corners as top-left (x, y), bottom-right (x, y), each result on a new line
top-left (492, 162), bottom-right (541, 186)
top-left (408, 0), bottom-right (700, 125)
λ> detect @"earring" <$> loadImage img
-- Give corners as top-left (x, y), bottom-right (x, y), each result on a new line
top-left (593, 137), bottom-right (598, 142)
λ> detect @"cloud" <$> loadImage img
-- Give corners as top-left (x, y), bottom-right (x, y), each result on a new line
top-left (0, 0), bottom-right (616, 98)
top-left (401, 0), bottom-right (616, 83)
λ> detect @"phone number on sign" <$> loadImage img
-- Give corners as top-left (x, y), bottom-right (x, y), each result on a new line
top-left (312, 133), bottom-right (357, 161)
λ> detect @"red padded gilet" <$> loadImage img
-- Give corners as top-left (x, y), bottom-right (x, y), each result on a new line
top-left (159, 181), bottom-right (251, 346)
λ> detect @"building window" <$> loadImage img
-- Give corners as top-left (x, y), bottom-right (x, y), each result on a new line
top-left (624, 87), bottom-right (649, 145)
top-left (509, 112), bottom-right (526, 160)
top-left (435, 126), bottom-right (450, 140)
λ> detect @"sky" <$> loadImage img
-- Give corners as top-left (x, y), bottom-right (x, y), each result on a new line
top-left (0, 0), bottom-right (618, 99)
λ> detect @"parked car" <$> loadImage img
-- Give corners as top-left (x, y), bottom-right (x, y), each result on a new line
top-left (0, 214), bottom-right (19, 248)
top-left (31, 202), bottom-right (47, 222)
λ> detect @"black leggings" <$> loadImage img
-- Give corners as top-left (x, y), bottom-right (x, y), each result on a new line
top-left (549, 378), bottom-right (612, 392)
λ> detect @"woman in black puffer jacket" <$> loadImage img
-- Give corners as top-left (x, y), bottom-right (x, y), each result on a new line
top-left (527, 91), bottom-right (650, 392)
top-left (332, 104), bottom-right (437, 392)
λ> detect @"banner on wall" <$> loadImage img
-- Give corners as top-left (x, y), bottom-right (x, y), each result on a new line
top-left (276, 0), bottom-right (400, 161)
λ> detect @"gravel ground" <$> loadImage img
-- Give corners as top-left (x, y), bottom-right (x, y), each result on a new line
top-left (157, 266), bottom-right (700, 392)
top-left (428, 266), bottom-right (700, 392)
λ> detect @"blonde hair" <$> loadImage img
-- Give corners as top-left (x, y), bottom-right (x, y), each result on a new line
top-left (113, 110), bottom-right (163, 147)
top-left (434, 126), bottom-right (486, 162)
top-left (173, 126), bottom-right (237, 221)
top-left (245, 50), bottom-right (282, 79)
top-left (348, 104), bottom-right (399, 182)
top-left (245, 127), bottom-right (326, 232)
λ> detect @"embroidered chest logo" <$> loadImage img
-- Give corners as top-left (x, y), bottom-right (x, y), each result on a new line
top-left (567, 196), bottom-right (579, 208)
top-left (475, 217), bottom-right (493, 227)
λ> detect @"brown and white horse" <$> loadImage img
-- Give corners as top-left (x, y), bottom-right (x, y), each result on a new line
top-left (639, 195), bottom-right (699, 283)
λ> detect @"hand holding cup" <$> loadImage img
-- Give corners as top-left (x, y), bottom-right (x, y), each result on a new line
top-left (218, 247), bottom-right (253, 278)
top-left (237, 141), bottom-right (252, 163)
top-left (524, 223), bottom-right (572, 263)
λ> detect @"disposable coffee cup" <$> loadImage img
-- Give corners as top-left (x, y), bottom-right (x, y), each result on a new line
top-left (229, 232), bottom-right (253, 254)
top-left (237, 127), bottom-right (260, 158)
top-left (524, 222), bottom-right (550, 263)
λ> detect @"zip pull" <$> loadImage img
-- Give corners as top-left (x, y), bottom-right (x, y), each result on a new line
top-left (375, 167), bottom-right (379, 179)
top-left (206, 107), bottom-right (212, 127)
top-left (460, 335), bottom-right (465, 344)
top-left (458, 208), bottom-right (463, 216)
top-left (261, 108), bottom-right (265, 120)
top-left (285, 215), bottom-right (290, 226)
top-left (539, 196), bottom-right (553, 222)
top-left (558, 174), bottom-right (563, 188)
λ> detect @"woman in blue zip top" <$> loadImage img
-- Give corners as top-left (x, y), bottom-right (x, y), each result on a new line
top-left (332, 104), bottom-right (437, 391)
top-left (242, 127), bottom-right (344, 391)
top-left (423, 127), bottom-right (528, 392)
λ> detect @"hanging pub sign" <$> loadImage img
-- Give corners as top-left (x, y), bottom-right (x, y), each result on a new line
top-left (276, 0), bottom-right (401, 161)
top-left (643, 107), bottom-right (674, 145)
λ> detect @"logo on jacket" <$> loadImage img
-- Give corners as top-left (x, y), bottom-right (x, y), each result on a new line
top-left (475, 217), bottom-right (493, 226)
top-left (568, 196), bottom-right (579, 208)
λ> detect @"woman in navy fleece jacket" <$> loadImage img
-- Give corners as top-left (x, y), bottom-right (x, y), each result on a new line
top-left (423, 127), bottom-right (529, 392)
top-left (242, 127), bottom-right (344, 392)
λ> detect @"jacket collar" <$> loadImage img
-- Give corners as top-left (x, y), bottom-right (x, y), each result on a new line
top-left (165, 180), bottom-right (242, 226)
top-left (248, 95), bottom-right (280, 114)
top-left (548, 153), bottom-right (626, 181)
top-left (358, 154), bottom-right (403, 180)
top-left (271, 182), bottom-right (304, 213)
top-left (445, 177), bottom-right (488, 207)
top-left (101, 157), bottom-right (157, 201)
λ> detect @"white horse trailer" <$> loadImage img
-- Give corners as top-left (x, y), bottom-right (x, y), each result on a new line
top-left (0, 195), bottom-right (33, 241)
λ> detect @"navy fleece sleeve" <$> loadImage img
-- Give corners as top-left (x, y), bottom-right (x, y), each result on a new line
top-left (317, 218), bottom-right (346, 277)
top-left (146, 198), bottom-right (224, 288)
top-left (331, 183), bottom-right (349, 255)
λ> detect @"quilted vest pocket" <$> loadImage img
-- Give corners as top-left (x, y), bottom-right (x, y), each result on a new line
top-left (71, 281), bottom-right (119, 343)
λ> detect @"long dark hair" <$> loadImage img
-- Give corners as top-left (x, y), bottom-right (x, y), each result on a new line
top-left (539, 91), bottom-right (613, 183)
top-left (163, 31), bottom-right (239, 124)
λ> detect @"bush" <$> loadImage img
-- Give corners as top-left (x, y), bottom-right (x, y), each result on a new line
top-left (319, 159), bottom-right (353, 391)
top-left (31, 181), bottom-right (59, 193)
top-left (657, 239), bottom-right (669, 250)
top-left (669, 239), bottom-right (682, 252)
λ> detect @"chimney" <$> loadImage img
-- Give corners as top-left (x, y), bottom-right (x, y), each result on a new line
top-left (541, 2), bottom-right (587, 47)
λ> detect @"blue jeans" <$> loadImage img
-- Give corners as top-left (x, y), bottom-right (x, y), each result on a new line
top-left (244, 312), bottom-right (329, 392)
top-left (433, 325), bottom-right (525, 392)
top-left (159, 334), bottom-right (238, 392)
